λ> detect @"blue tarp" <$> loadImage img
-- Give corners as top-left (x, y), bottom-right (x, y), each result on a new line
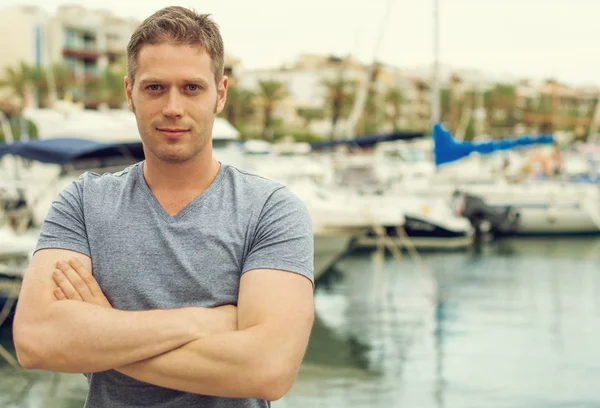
top-left (0, 138), bottom-right (145, 165)
top-left (433, 123), bottom-right (554, 166)
top-left (310, 131), bottom-right (424, 151)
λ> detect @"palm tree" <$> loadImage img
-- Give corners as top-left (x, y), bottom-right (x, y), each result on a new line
top-left (0, 62), bottom-right (78, 109)
top-left (51, 64), bottom-right (77, 101)
top-left (0, 62), bottom-right (41, 142)
top-left (384, 87), bottom-right (403, 131)
top-left (0, 117), bottom-right (39, 143)
top-left (86, 58), bottom-right (127, 108)
top-left (0, 61), bottom-right (35, 108)
top-left (484, 84), bottom-right (518, 136)
top-left (358, 93), bottom-right (382, 135)
top-left (222, 85), bottom-right (256, 127)
top-left (257, 80), bottom-right (287, 140)
top-left (296, 107), bottom-right (324, 129)
top-left (322, 73), bottom-right (355, 140)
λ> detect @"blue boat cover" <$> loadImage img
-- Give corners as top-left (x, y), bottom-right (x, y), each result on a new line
top-left (310, 130), bottom-right (424, 151)
top-left (0, 138), bottom-right (144, 165)
top-left (433, 123), bottom-right (554, 166)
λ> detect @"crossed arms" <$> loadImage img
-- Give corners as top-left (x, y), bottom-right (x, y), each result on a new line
top-left (12, 249), bottom-right (314, 401)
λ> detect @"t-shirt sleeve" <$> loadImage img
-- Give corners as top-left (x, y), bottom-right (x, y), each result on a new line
top-left (242, 186), bottom-right (314, 285)
top-left (35, 176), bottom-right (91, 257)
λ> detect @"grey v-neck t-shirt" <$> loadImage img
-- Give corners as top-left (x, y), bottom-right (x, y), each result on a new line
top-left (35, 161), bottom-right (314, 408)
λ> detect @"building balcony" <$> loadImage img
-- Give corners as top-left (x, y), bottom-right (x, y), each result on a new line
top-left (63, 65), bottom-right (100, 82)
top-left (63, 46), bottom-right (103, 60)
top-left (523, 111), bottom-right (592, 127)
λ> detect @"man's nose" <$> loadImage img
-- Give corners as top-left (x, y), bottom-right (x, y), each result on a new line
top-left (163, 89), bottom-right (184, 118)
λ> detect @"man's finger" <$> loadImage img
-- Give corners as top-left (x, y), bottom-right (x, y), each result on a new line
top-left (56, 260), bottom-right (93, 301)
top-left (54, 287), bottom-right (66, 300)
top-left (52, 269), bottom-right (83, 301)
top-left (68, 258), bottom-right (104, 297)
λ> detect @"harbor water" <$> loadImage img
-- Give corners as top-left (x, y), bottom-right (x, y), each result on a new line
top-left (1, 236), bottom-right (600, 407)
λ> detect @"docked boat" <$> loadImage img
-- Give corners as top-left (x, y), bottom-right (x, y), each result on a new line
top-left (394, 123), bottom-right (600, 236)
top-left (352, 192), bottom-right (475, 250)
top-left (0, 137), bottom-right (363, 281)
top-left (287, 178), bottom-right (406, 274)
top-left (311, 153), bottom-right (475, 250)
top-left (312, 226), bottom-right (355, 281)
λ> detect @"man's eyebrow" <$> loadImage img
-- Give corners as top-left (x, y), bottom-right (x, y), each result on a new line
top-left (182, 77), bottom-right (210, 86)
top-left (138, 77), bottom-right (210, 86)
top-left (138, 77), bottom-right (162, 86)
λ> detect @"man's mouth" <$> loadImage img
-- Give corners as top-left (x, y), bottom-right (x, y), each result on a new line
top-left (157, 128), bottom-right (189, 139)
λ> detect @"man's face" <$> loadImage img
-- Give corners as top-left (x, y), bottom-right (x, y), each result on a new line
top-left (125, 43), bottom-right (228, 164)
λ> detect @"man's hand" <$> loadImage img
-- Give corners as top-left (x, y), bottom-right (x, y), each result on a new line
top-left (53, 258), bottom-right (112, 308)
top-left (52, 258), bottom-right (239, 332)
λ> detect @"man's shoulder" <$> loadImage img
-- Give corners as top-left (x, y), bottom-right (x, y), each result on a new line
top-left (220, 164), bottom-right (308, 214)
top-left (221, 164), bottom-right (286, 197)
top-left (74, 162), bottom-right (140, 193)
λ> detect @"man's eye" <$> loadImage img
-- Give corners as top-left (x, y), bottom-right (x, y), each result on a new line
top-left (147, 85), bottom-right (162, 91)
top-left (187, 84), bottom-right (201, 92)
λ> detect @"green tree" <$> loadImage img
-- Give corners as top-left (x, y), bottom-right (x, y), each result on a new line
top-left (86, 58), bottom-right (127, 108)
top-left (222, 85), bottom-right (256, 127)
top-left (322, 73), bottom-right (356, 140)
top-left (296, 107), bottom-right (324, 129)
top-left (257, 80), bottom-right (287, 140)
top-left (51, 64), bottom-right (76, 100)
top-left (0, 61), bottom-right (35, 108)
top-left (358, 93), bottom-right (382, 135)
top-left (0, 116), bottom-right (39, 143)
top-left (484, 84), bottom-right (518, 135)
top-left (439, 88), bottom-right (451, 125)
top-left (384, 87), bottom-right (403, 131)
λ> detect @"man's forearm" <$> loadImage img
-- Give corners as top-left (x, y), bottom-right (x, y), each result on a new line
top-left (117, 325), bottom-right (304, 401)
top-left (15, 301), bottom-right (223, 373)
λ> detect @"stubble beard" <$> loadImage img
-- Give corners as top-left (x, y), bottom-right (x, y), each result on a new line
top-left (132, 96), bottom-right (218, 164)
top-left (147, 128), bottom-right (210, 164)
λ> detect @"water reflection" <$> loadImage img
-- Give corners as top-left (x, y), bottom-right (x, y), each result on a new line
top-left (280, 237), bottom-right (600, 407)
top-left (2, 237), bottom-right (600, 407)
top-left (303, 313), bottom-right (371, 371)
top-left (0, 325), bottom-right (86, 408)
top-left (433, 290), bottom-right (447, 408)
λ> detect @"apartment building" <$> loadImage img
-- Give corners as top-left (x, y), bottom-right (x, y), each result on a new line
top-left (0, 5), bottom-right (138, 106)
top-left (516, 79), bottom-right (600, 135)
top-left (238, 53), bottom-right (436, 136)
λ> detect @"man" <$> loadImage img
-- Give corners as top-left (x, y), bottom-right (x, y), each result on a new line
top-left (12, 6), bottom-right (315, 408)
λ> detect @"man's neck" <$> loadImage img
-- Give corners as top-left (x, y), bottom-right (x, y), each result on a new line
top-left (142, 152), bottom-right (221, 195)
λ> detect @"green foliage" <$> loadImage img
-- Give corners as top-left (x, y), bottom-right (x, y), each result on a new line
top-left (322, 73), bottom-right (356, 139)
top-left (87, 63), bottom-right (128, 108)
top-left (0, 60), bottom-right (127, 109)
top-left (384, 87), bottom-right (403, 130)
top-left (274, 129), bottom-right (324, 143)
top-left (257, 80), bottom-right (287, 101)
top-left (240, 128), bottom-right (324, 144)
top-left (221, 85), bottom-right (256, 127)
top-left (296, 107), bottom-right (324, 126)
top-left (440, 88), bottom-right (451, 120)
top-left (0, 116), bottom-right (39, 143)
top-left (0, 61), bottom-right (34, 106)
top-left (464, 119), bottom-right (476, 141)
top-left (257, 80), bottom-right (287, 140)
top-left (358, 93), bottom-right (383, 135)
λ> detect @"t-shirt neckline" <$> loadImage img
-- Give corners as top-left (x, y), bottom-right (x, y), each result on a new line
top-left (135, 160), bottom-right (226, 223)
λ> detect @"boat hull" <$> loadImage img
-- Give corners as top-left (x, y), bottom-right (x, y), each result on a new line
top-left (354, 216), bottom-right (474, 250)
top-left (313, 228), bottom-right (355, 280)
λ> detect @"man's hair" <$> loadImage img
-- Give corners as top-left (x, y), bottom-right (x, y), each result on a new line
top-left (126, 6), bottom-right (224, 85)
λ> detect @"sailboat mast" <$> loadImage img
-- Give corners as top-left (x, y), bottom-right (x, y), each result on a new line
top-left (340, 0), bottom-right (395, 139)
top-left (431, 0), bottom-right (441, 126)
